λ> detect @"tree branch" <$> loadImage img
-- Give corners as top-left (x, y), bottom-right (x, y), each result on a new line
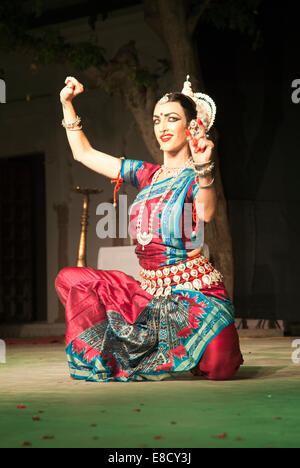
top-left (156, 0), bottom-right (204, 90)
top-left (188, 0), bottom-right (213, 36)
top-left (83, 41), bottom-right (161, 163)
top-left (143, 0), bottom-right (165, 43)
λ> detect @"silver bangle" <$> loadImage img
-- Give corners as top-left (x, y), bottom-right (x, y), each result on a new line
top-left (62, 115), bottom-right (81, 129)
top-left (192, 159), bottom-right (213, 169)
top-left (65, 125), bottom-right (83, 131)
top-left (194, 162), bottom-right (215, 177)
top-left (199, 177), bottom-right (215, 188)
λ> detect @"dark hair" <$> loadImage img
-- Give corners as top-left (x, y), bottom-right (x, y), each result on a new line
top-left (166, 92), bottom-right (197, 125)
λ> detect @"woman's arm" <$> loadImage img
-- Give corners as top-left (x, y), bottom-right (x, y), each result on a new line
top-left (187, 120), bottom-right (217, 223)
top-left (61, 76), bottom-right (122, 180)
top-left (194, 174), bottom-right (217, 223)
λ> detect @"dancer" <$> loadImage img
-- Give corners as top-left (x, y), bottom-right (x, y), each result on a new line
top-left (55, 75), bottom-right (243, 382)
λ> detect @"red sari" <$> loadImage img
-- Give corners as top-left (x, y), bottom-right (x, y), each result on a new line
top-left (55, 159), bottom-right (243, 382)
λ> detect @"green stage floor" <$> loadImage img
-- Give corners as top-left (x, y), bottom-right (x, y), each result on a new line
top-left (0, 337), bottom-right (299, 448)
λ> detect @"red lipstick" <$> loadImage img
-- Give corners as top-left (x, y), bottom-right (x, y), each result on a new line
top-left (160, 134), bottom-right (173, 142)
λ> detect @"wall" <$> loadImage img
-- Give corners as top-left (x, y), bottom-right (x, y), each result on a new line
top-left (0, 5), bottom-right (168, 327)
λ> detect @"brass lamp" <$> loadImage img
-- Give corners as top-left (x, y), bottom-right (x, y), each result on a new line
top-left (72, 186), bottom-right (103, 267)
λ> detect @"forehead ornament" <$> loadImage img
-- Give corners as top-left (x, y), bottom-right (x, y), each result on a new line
top-left (158, 75), bottom-right (217, 132)
top-left (158, 94), bottom-right (170, 104)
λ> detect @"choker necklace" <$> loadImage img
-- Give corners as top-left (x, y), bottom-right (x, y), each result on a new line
top-left (161, 159), bottom-right (194, 176)
top-left (136, 157), bottom-right (194, 250)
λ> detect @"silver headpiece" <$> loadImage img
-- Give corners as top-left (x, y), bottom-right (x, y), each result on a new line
top-left (159, 75), bottom-right (217, 132)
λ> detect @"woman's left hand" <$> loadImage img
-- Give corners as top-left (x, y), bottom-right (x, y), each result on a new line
top-left (185, 119), bottom-right (214, 164)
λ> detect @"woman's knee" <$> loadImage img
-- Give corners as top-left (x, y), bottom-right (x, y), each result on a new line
top-left (54, 267), bottom-right (85, 296)
top-left (55, 266), bottom-right (99, 294)
top-left (55, 267), bottom-right (72, 290)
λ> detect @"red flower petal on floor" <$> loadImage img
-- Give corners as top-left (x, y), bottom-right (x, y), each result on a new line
top-left (133, 409), bottom-right (141, 412)
top-left (32, 416), bottom-right (40, 421)
top-left (21, 441), bottom-right (31, 446)
top-left (154, 436), bottom-right (164, 440)
top-left (213, 433), bottom-right (227, 439)
top-left (17, 405), bottom-right (27, 409)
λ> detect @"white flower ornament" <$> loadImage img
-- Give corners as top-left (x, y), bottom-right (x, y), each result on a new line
top-left (181, 75), bottom-right (217, 132)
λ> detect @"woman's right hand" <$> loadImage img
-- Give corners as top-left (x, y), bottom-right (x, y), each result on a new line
top-left (60, 76), bottom-right (84, 105)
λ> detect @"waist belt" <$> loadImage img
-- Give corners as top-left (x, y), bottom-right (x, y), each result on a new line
top-left (139, 253), bottom-right (223, 298)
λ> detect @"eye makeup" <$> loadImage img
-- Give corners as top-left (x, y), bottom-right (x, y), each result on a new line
top-left (153, 113), bottom-right (181, 124)
top-left (153, 112), bottom-right (181, 119)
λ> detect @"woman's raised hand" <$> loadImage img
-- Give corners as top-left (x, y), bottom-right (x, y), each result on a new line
top-left (185, 119), bottom-right (214, 164)
top-left (60, 76), bottom-right (84, 105)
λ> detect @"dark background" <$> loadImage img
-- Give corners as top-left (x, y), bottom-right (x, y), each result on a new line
top-left (0, 1), bottom-right (299, 324)
top-left (198, 3), bottom-right (300, 321)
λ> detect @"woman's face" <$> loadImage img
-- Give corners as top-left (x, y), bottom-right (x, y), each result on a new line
top-left (153, 101), bottom-right (189, 153)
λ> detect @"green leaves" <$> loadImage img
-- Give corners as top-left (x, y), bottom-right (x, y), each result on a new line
top-left (190, 0), bottom-right (263, 49)
top-left (26, 30), bottom-right (106, 71)
top-left (130, 69), bottom-right (153, 88)
top-left (65, 42), bottom-right (106, 71)
top-left (0, 0), bottom-right (107, 71)
top-left (33, 0), bottom-right (45, 18)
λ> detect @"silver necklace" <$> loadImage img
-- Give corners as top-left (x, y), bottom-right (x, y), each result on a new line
top-left (136, 157), bottom-right (194, 250)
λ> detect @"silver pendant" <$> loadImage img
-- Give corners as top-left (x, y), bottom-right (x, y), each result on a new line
top-left (137, 231), bottom-right (152, 250)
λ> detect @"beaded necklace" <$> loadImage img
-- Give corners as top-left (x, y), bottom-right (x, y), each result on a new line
top-left (136, 157), bottom-right (194, 250)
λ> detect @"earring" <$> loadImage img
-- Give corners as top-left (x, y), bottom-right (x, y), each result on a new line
top-left (185, 129), bottom-right (192, 141)
top-left (189, 119), bottom-right (201, 139)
